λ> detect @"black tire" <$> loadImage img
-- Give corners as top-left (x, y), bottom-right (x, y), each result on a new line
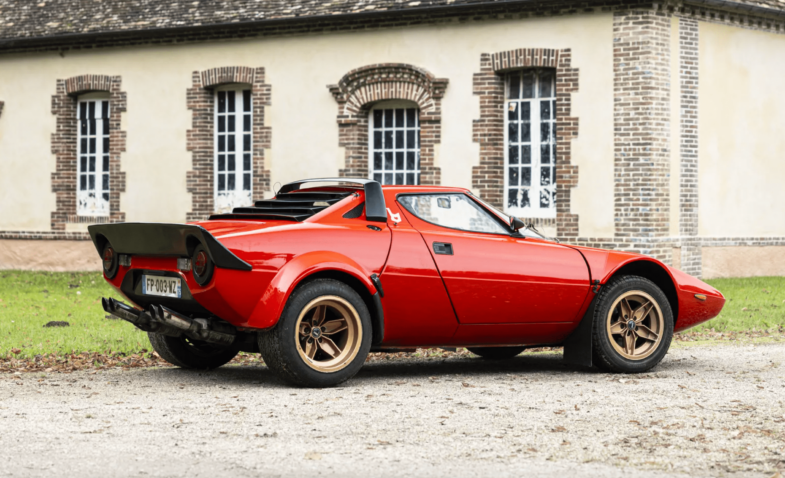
top-left (148, 332), bottom-right (240, 369)
top-left (258, 279), bottom-right (372, 388)
top-left (467, 346), bottom-right (526, 360)
top-left (591, 275), bottom-right (674, 374)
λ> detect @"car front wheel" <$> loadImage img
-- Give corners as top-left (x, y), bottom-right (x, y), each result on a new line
top-left (592, 275), bottom-right (674, 373)
top-left (258, 279), bottom-right (372, 387)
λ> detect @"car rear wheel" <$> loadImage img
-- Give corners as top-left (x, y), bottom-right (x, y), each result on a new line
top-left (467, 346), bottom-right (526, 360)
top-left (592, 275), bottom-right (674, 373)
top-left (258, 279), bottom-right (372, 388)
top-left (148, 333), bottom-right (240, 369)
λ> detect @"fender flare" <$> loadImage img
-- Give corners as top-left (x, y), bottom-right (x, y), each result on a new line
top-left (247, 251), bottom-right (379, 331)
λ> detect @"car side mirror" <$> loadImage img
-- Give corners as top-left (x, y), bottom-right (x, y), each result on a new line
top-left (510, 216), bottom-right (526, 232)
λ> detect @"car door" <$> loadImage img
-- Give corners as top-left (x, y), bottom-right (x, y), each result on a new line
top-left (397, 193), bottom-right (590, 325)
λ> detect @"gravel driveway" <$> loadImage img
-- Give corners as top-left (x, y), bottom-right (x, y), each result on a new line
top-left (1, 342), bottom-right (784, 478)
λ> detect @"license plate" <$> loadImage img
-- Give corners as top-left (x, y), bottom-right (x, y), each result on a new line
top-left (142, 275), bottom-right (182, 298)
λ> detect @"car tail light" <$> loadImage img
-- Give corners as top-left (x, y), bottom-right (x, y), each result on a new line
top-left (177, 258), bottom-right (192, 272)
top-left (192, 246), bottom-right (213, 285)
top-left (194, 251), bottom-right (208, 276)
top-left (102, 245), bottom-right (119, 279)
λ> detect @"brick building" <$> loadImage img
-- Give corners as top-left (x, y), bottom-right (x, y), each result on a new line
top-left (0, 0), bottom-right (783, 278)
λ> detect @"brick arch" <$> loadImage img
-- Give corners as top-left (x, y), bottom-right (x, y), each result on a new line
top-left (328, 63), bottom-right (448, 185)
top-left (472, 48), bottom-right (579, 238)
top-left (51, 74), bottom-right (127, 230)
top-left (185, 66), bottom-right (271, 222)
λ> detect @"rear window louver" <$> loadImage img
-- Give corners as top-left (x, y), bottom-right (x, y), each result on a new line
top-left (208, 191), bottom-right (352, 222)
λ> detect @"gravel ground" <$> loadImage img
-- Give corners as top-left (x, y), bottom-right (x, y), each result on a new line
top-left (1, 342), bottom-right (784, 478)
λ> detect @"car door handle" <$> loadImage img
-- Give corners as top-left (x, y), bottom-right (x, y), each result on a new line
top-left (433, 242), bottom-right (453, 255)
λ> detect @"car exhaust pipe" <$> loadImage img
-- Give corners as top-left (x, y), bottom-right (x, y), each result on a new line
top-left (102, 297), bottom-right (149, 327)
top-left (148, 304), bottom-right (236, 347)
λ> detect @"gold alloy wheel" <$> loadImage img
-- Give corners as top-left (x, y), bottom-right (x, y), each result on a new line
top-left (294, 296), bottom-right (363, 373)
top-left (606, 290), bottom-right (664, 360)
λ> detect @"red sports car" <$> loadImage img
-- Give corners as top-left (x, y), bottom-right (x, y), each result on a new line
top-left (90, 178), bottom-right (724, 387)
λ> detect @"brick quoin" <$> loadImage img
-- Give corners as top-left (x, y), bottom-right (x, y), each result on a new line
top-left (50, 74), bottom-right (127, 231)
top-left (328, 63), bottom-right (448, 185)
top-left (186, 66), bottom-right (272, 222)
top-left (471, 48), bottom-right (579, 238)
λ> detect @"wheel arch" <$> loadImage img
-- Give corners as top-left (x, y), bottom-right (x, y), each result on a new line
top-left (247, 251), bottom-right (383, 342)
top-left (604, 259), bottom-right (679, 326)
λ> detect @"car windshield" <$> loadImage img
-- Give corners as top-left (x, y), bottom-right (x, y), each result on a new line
top-left (467, 193), bottom-right (545, 239)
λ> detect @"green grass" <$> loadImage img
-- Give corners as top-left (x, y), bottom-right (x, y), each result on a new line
top-left (1, 272), bottom-right (784, 359)
top-left (0, 271), bottom-right (146, 358)
top-left (693, 276), bottom-right (785, 332)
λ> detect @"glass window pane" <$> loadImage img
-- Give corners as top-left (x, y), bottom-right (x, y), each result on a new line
top-left (228, 173), bottom-right (235, 191)
top-left (521, 189), bottom-right (530, 208)
top-left (540, 189), bottom-right (552, 208)
top-left (541, 100), bottom-right (551, 120)
top-left (507, 74), bottom-right (520, 99)
top-left (218, 175), bottom-right (225, 191)
top-left (508, 102), bottom-right (518, 122)
top-left (373, 173), bottom-right (383, 183)
top-left (374, 152), bottom-right (383, 170)
top-left (395, 130), bottom-right (404, 149)
top-left (395, 152), bottom-right (404, 170)
top-left (374, 110), bottom-right (383, 128)
top-left (395, 109), bottom-right (404, 128)
top-left (508, 145), bottom-right (519, 164)
top-left (406, 152), bottom-right (416, 170)
top-left (218, 92), bottom-right (226, 113)
top-left (521, 167), bottom-right (531, 186)
top-left (218, 136), bottom-right (225, 152)
top-left (522, 145), bottom-right (531, 164)
top-left (80, 119), bottom-right (87, 136)
top-left (228, 115), bottom-right (235, 132)
top-left (406, 109), bottom-right (416, 127)
top-left (88, 102), bottom-right (96, 119)
top-left (80, 157), bottom-right (87, 172)
top-left (541, 122), bottom-right (550, 143)
top-left (243, 115), bottom-right (251, 132)
top-left (102, 101), bottom-right (109, 119)
top-left (228, 154), bottom-right (235, 172)
top-left (395, 173), bottom-right (404, 185)
top-left (228, 135), bottom-right (235, 152)
top-left (80, 102), bottom-right (87, 120)
top-left (243, 153), bottom-right (251, 171)
top-left (103, 138), bottom-right (109, 153)
top-left (384, 130), bottom-right (393, 149)
top-left (227, 91), bottom-right (235, 113)
top-left (406, 173), bottom-right (415, 185)
top-left (102, 192), bottom-right (109, 202)
top-left (541, 144), bottom-right (551, 164)
top-left (406, 130), bottom-right (415, 149)
top-left (373, 131), bottom-right (382, 149)
top-left (384, 152), bottom-right (393, 170)
top-left (89, 157), bottom-right (95, 172)
top-left (88, 175), bottom-right (95, 190)
top-left (89, 138), bottom-right (96, 154)
top-left (103, 119), bottom-right (110, 136)
top-left (521, 122), bottom-right (530, 143)
top-left (508, 122), bottom-right (518, 144)
top-left (218, 155), bottom-right (225, 171)
top-left (80, 175), bottom-right (87, 190)
top-left (102, 156), bottom-right (109, 171)
top-left (384, 173), bottom-right (393, 185)
top-left (218, 116), bottom-right (225, 133)
top-left (522, 72), bottom-right (535, 99)
top-left (243, 90), bottom-right (252, 113)
top-left (80, 139), bottom-right (87, 154)
top-left (508, 167), bottom-right (519, 186)
top-left (243, 173), bottom-right (251, 190)
top-left (243, 134), bottom-right (251, 152)
top-left (507, 188), bottom-right (518, 208)
top-left (102, 174), bottom-right (109, 190)
top-left (541, 167), bottom-right (551, 186)
top-left (384, 110), bottom-right (393, 127)
top-left (539, 71), bottom-right (553, 98)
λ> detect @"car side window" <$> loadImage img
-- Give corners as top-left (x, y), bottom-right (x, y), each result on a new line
top-left (398, 194), bottom-right (509, 234)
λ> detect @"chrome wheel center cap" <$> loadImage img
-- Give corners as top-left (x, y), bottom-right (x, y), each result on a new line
top-left (311, 327), bottom-right (322, 339)
top-left (627, 320), bottom-right (636, 330)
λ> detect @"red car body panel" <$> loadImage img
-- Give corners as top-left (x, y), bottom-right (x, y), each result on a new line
top-left (94, 182), bottom-right (724, 348)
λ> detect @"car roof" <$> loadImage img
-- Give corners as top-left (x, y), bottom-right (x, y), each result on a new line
top-left (381, 185), bottom-right (469, 194)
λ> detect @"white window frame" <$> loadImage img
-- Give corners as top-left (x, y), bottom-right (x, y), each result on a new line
top-left (503, 69), bottom-right (557, 219)
top-left (369, 100), bottom-right (421, 186)
top-left (214, 85), bottom-right (253, 213)
top-left (77, 92), bottom-right (111, 217)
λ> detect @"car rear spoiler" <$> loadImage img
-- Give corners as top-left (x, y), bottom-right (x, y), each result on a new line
top-left (87, 223), bottom-right (252, 271)
top-left (278, 178), bottom-right (387, 222)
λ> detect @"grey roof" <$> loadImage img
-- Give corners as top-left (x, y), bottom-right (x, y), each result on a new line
top-left (0, 0), bottom-right (783, 44)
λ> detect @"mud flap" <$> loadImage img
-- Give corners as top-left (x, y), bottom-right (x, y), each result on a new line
top-left (562, 295), bottom-right (598, 368)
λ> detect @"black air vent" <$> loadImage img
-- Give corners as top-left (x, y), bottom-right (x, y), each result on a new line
top-left (208, 191), bottom-right (352, 222)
